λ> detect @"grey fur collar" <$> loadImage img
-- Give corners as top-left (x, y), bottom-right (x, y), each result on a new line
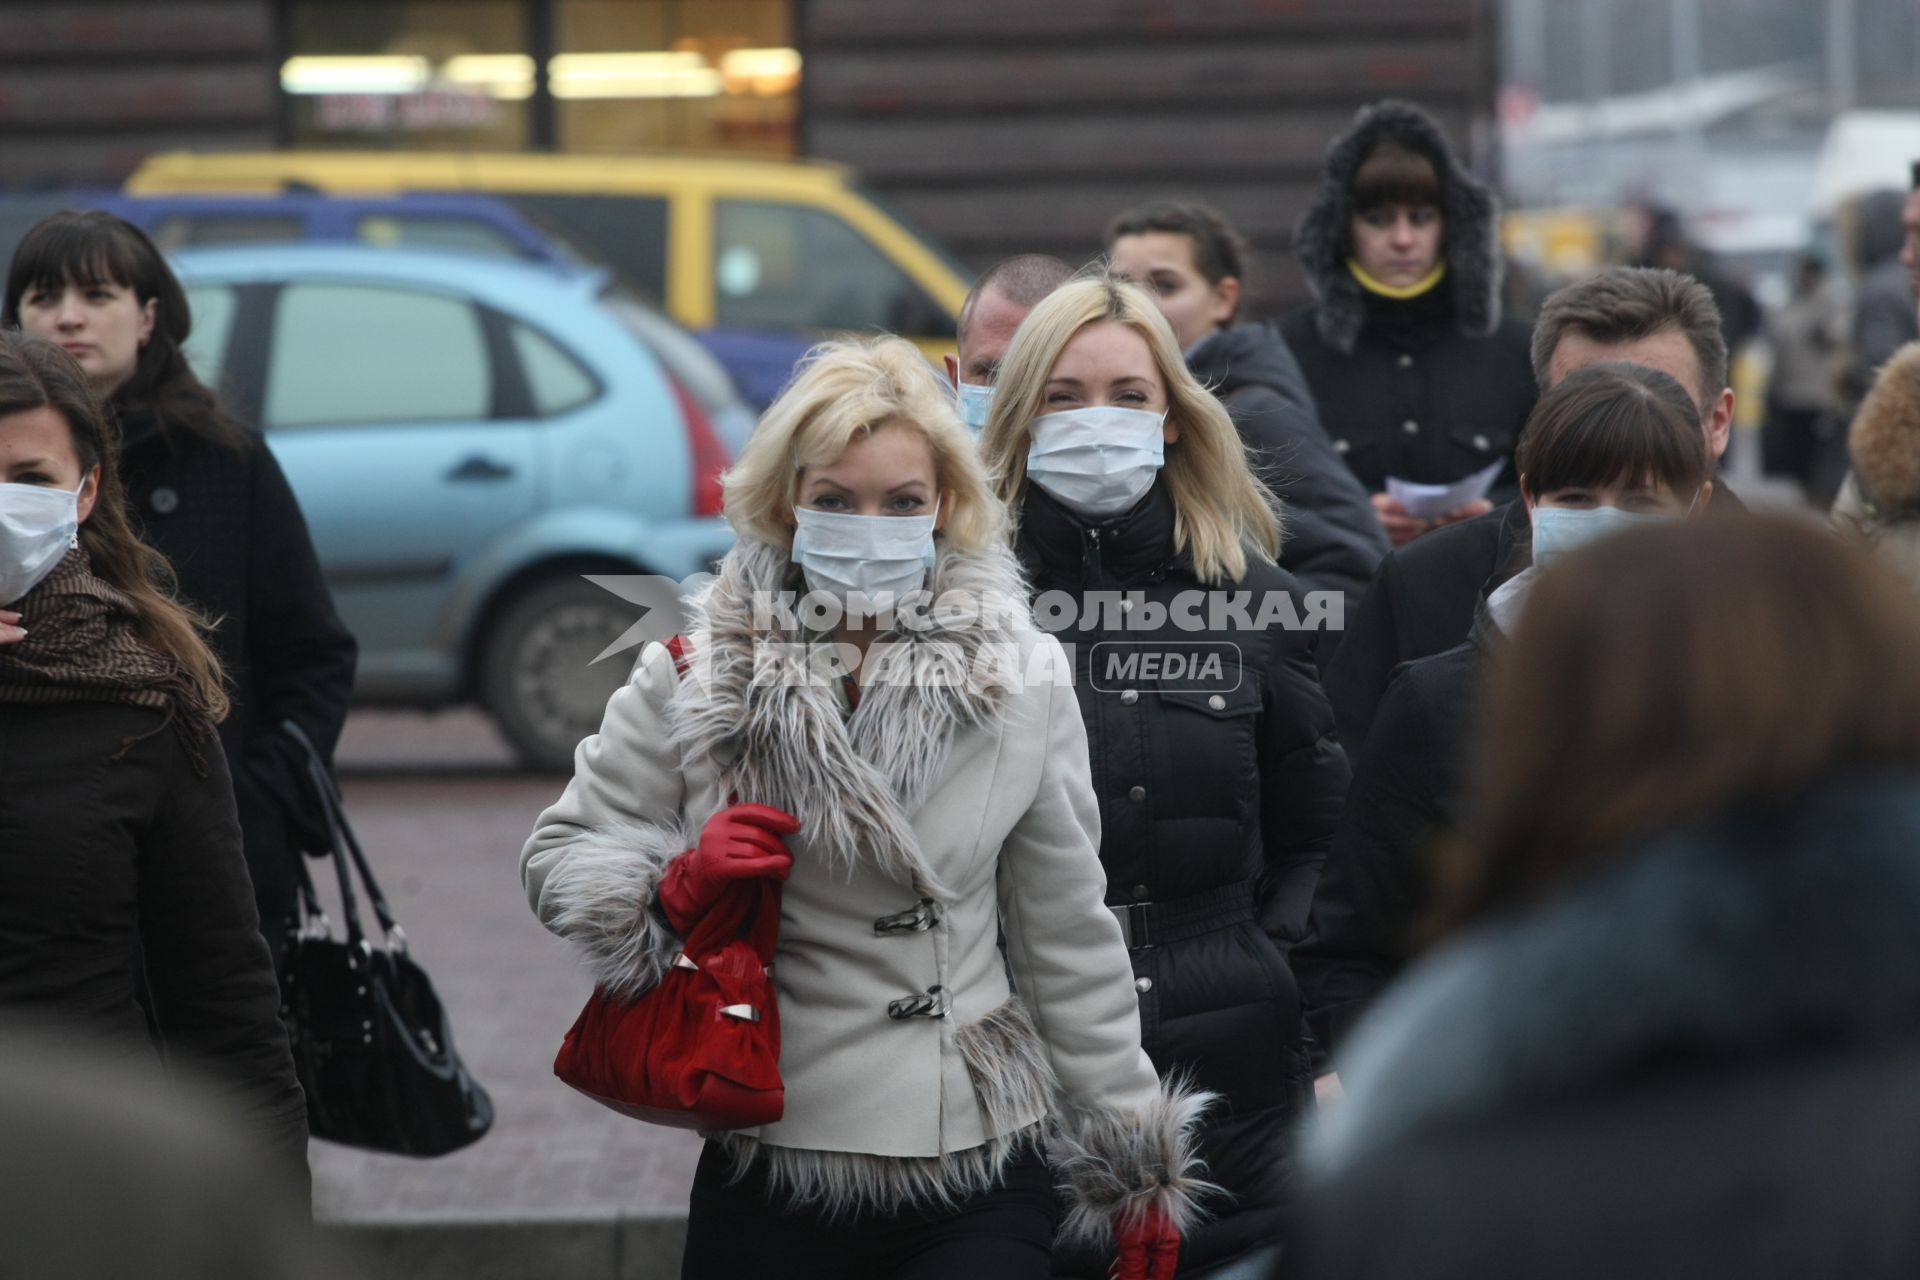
top-left (1294, 98), bottom-right (1503, 353)
top-left (668, 536), bottom-right (1030, 895)
top-left (1311, 775), bottom-right (1920, 1178)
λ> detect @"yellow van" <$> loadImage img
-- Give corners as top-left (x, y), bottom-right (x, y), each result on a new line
top-left (127, 151), bottom-right (971, 362)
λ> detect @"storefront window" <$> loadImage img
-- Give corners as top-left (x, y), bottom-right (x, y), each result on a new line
top-left (283, 1), bottom-right (532, 149)
top-left (556, 0), bottom-right (798, 157)
top-left (279, 0), bottom-right (798, 157)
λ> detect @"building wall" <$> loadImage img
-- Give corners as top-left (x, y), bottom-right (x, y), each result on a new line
top-left (798, 0), bottom-right (1497, 317)
top-left (0, 1), bottom-right (277, 189)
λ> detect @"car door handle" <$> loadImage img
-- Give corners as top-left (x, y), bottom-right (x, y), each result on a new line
top-left (446, 454), bottom-right (516, 483)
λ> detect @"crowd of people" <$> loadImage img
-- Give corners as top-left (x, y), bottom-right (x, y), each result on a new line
top-left (7, 95), bottom-right (1920, 1278)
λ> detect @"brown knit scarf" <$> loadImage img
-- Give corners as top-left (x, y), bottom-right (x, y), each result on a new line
top-left (0, 546), bottom-right (217, 770)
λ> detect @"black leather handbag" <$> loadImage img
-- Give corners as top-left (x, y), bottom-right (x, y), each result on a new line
top-left (279, 721), bottom-right (493, 1157)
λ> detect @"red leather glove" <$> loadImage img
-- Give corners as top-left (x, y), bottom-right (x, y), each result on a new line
top-left (1111, 1201), bottom-right (1181, 1280)
top-left (657, 803), bottom-right (800, 933)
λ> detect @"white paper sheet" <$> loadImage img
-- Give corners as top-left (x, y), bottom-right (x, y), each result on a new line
top-left (1385, 459), bottom-right (1506, 520)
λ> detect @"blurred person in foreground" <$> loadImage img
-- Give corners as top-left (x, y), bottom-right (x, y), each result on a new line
top-left (982, 276), bottom-right (1349, 1277)
top-left (1293, 362), bottom-right (1713, 1085)
top-left (1833, 341), bottom-right (1920, 591)
top-left (1322, 266), bottom-right (1743, 757)
top-left (0, 1019), bottom-right (343, 1279)
top-left (1282, 99), bottom-right (1536, 548)
top-left (1107, 199), bottom-right (1388, 629)
top-left (0, 332), bottom-right (308, 1187)
top-left (1289, 515), bottom-right (1920, 1280)
top-left (947, 253), bottom-right (1075, 432)
top-left (4, 211), bottom-right (355, 972)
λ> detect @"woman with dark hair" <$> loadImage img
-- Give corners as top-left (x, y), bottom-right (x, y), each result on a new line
top-left (0, 331), bottom-right (308, 1185)
top-left (1293, 515), bottom-right (1920, 1280)
top-left (1282, 100), bottom-right (1536, 547)
top-left (1106, 200), bottom-right (1387, 629)
top-left (4, 211), bottom-right (356, 967)
top-left (1293, 363), bottom-right (1712, 1085)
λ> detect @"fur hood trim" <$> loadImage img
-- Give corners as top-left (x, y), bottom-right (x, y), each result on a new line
top-left (1294, 98), bottom-right (1503, 353)
top-left (1850, 342), bottom-right (1920, 515)
top-left (1051, 1077), bottom-right (1220, 1245)
top-left (669, 536), bottom-right (1031, 896)
top-left (538, 820), bottom-right (686, 999)
top-left (1310, 774), bottom-right (1920, 1179)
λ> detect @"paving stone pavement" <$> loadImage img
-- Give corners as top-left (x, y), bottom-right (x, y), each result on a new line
top-left (311, 710), bottom-right (702, 1254)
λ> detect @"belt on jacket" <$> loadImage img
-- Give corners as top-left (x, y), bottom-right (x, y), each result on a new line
top-left (1108, 881), bottom-right (1254, 950)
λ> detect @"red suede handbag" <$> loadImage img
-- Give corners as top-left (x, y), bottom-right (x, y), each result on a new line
top-left (552, 635), bottom-right (786, 1130)
top-left (552, 876), bottom-right (784, 1130)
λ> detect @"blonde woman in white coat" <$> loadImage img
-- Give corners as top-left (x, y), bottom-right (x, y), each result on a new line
top-left (521, 336), bottom-right (1209, 1280)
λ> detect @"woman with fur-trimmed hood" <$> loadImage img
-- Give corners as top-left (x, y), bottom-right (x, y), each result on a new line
top-left (1281, 99), bottom-right (1536, 548)
top-left (1833, 342), bottom-right (1920, 591)
top-left (521, 336), bottom-right (1209, 1280)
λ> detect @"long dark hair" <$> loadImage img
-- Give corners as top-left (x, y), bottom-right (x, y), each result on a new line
top-left (0, 332), bottom-right (228, 716)
top-left (1430, 517), bottom-right (1920, 935)
top-left (2, 211), bottom-right (249, 452)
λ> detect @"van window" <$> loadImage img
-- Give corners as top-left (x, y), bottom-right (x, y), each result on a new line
top-left (356, 215), bottom-right (525, 260)
top-left (266, 283), bottom-right (491, 429)
top-left (150, 215), bottom-right (305, 251)
top-left (503, 193), bottom-right (669, 302)
top-left (713, 200), bottom-right (948, 336)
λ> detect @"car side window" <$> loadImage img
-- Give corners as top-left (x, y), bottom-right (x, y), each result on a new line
top-left (180, 284), bottom-right (239, 399)
top-left (508, 320), bottom-right (599, 417)
top-left (265, 282), bottom-right (491, 430)
top-left (713, 200), bottom-right (946, 336)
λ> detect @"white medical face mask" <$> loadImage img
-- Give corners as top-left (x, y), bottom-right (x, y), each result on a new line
top-left (0, 479), bottom-right (83, 606)
top-left (1025, 406), bottom-right (1167, 521)
top-left (954, 380), bottom-right (994, 435)
top-left (790, 507), bottom-right (937, 618)
top-left (1529, 500), bottom-right (1687, 573)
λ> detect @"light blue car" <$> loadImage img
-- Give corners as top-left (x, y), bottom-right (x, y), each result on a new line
top-left (171, 245), bottom-right (743, 769)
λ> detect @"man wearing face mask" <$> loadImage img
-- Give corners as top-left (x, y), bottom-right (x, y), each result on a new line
top-left (1322, 266), bottom-right (1747, 758)
top-left (1295, 362), bottom-right (1715, 1098)
top-left (947, 255), bottom-right (1074, 435)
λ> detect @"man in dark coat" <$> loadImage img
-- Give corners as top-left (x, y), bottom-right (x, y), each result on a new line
top-left (1323, 266), bottom-right (1745, 754)
top-left (1844, 186), bottom-right (1920, 404)
top-left (1281, 100), bottom-right (1538, 547)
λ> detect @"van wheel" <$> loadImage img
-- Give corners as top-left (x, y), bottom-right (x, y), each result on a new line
top-left (479, 575), bottom-right (644, 772)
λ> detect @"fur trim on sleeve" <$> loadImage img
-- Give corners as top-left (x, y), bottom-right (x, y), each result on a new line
top-left (539, 820), bottom-right (688, 999)
top-left (1049, 1079), bottom-right (1220, 1246)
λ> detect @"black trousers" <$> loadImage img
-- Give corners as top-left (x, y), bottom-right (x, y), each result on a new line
top-left (682, 1139), bottom-right (1056, 1280)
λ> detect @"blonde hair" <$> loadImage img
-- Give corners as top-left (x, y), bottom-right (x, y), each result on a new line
top-left (979, 274), bottom-right (1279, 583)
top-left (723, 335), bottom-right (1002, 551)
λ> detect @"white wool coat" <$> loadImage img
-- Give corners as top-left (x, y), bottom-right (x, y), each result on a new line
top-left (520, 537), bottom-right (1209, 1239)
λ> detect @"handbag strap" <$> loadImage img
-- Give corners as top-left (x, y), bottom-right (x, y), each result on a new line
top-left (283, 719), bottom-right (407, 955)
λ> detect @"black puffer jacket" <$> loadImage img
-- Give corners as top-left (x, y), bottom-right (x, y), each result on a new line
top-left (1018, 481), bottom-right (1350, 1277)
top-left (1280, 100), bottom-right (1536, 500)
top-left (119, 411), bottom-right (357, 960)
top-left (1290, 774), bottom-right (1920, 1280)
top-left (1188, 325), bottom-right (1388, 621)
